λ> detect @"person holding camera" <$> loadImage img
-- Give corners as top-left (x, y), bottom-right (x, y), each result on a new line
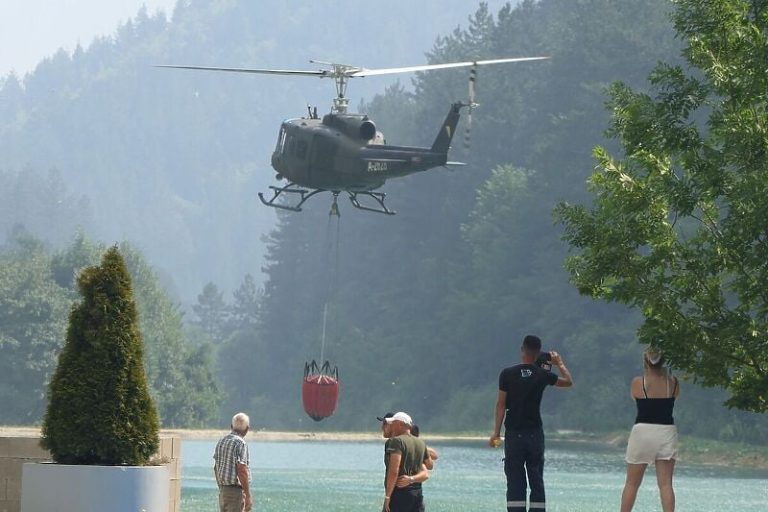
top-left (489, 335), bottom-right (573, 512)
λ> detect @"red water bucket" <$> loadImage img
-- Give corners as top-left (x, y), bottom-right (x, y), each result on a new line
top-left (302, 361), bottom-right (340, 421)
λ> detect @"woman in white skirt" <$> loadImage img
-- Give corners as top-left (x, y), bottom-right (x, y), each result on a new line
top-left (620, 349), bottom-right (680, 512)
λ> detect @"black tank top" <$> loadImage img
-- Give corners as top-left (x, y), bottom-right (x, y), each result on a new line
top-left (634, 376), bottom-right (677, 425)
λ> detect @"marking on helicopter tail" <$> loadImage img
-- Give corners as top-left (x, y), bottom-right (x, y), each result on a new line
top-left (367, 161), bottom-right (388, 172)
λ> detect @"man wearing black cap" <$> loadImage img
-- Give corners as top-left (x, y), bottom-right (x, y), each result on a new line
top-left (377, 411), bottom-right (395, 436)
top-left (490, 335), bottom-right (573, 512)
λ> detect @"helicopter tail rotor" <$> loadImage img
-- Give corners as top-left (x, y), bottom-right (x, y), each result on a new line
top-left (464, 63), bottom-right (478, 151)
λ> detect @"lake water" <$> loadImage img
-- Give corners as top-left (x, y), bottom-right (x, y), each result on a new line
top-left (182, 439), bottom-right (767, 511)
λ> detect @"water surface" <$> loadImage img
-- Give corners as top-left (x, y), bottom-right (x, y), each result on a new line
top-left (182, 439), bottom-right (768, 511)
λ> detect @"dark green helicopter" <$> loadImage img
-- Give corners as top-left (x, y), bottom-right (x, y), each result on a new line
top-left (158, 57), bottom-right (548, 214)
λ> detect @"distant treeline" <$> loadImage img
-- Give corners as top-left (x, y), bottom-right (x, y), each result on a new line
top-left (0, 230), bottom-right (218, 427)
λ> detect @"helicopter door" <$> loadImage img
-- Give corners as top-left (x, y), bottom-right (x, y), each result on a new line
top-left (310, 135), bottom-right (337, 174)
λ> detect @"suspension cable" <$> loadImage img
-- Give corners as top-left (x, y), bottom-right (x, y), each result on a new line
top-left (318, 208), bottom-right (341, 363)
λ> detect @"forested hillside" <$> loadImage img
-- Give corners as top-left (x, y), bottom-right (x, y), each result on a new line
top-left (214, 0), bottom-right (766, 441)
top-left (1, 0), bottom-right (765, 442)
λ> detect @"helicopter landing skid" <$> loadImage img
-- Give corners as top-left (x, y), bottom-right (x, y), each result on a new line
top-left (258, 183), bottom-right (325, 212)
top-left (347, 191), bottom-right (396, 215)
top-left (258, 183), bottom-right (395, 215)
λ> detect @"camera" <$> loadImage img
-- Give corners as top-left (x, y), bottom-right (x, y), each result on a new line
top-left (535, 351), bottom-right (552, 369)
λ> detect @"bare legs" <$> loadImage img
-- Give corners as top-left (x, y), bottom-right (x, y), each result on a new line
top-left (620, 460), bottom-right (675, 512)
top-left (655, 459), bottom-right (675, 511)
top-left (620, 463), bottom-right (646, 512)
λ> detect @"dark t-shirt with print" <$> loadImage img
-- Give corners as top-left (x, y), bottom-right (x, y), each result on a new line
top-left (499, 363), bottom-right (558, 430)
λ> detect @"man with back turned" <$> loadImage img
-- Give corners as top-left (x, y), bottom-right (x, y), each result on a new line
top-left (489, 335), bottom-right (573, 512)
top-left (214, 412), bottom-right (252, 512)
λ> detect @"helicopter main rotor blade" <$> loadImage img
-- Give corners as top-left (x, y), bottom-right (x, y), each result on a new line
top-left (349, 56), bottom-right (549, 77)
top-left (154, 65), bottom-right (327, 77)
top-left (156, 56), bottom-right (549, 79)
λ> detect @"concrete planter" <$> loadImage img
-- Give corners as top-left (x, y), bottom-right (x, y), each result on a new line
top-left (21, 462), bottom-right (169, 512)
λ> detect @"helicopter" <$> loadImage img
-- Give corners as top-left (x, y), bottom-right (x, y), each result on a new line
top-left (157, 56), bottom-right (548, 214)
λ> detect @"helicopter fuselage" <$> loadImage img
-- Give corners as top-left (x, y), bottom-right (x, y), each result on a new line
top-left (270, 104), bottom-right (460, 192)
top-left (158, 56), bottom-right (548, 213)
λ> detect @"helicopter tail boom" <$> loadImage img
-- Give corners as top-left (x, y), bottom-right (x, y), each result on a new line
top-left (430, 102), bottom-right (463, 154)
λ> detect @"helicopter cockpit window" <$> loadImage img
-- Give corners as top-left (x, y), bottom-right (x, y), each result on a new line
top-left (296, 140), bottom-right (308, 159)
top-left (275, 127), bottom-right (286, 154)
top-left (286, 133), bottom-right (297, 156)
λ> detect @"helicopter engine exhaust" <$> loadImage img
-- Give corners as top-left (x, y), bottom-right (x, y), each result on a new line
top-left (359, 120), bottom-right (376, 140)
top-left (324, 114), bottom-right (378, 141)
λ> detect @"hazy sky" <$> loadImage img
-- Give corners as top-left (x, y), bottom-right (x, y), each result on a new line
top-left (0, 0), bottom-right (177, 77)
top-left (1, 1), bottom-right (516, 78)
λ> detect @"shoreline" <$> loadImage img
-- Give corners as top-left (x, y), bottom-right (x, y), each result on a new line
top-left (2, 426), bottom-right (766, 470)
top-left (0, 426), bottom-right (492, 443)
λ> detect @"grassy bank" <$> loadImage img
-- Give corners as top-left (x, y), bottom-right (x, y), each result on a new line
top-left (546, 430), bottom-right (768, 469)
top-left (677, 436), bottom-right (768, 469)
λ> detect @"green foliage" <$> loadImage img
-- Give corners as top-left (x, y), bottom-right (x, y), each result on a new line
top-left (433, 384), bottom-right (497, 432)
top-left (0, 232), bottom-right (220, 427)
top-left (192, 282), bottom-right (229, 344)
top-left (557, 0), bottom-right (768, 412)
top-left (0, 168), bottom-right (92, 248)
top-left (229, 274), bottom-right (261, 332)
top-left (41, 246), bottom-right (159, 465)
top-left (215, 274), bottom-right (263, 420)
top-left (121, 243), bottom-right (220, 427)
top-left (50, 231), bottom-right (101, 289)
top-left (0, 229), bottom-right (71, 423)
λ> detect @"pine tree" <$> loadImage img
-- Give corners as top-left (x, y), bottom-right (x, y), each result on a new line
top-left (41, 246), bottom-right (159, 465)
top-left (229, 273), bottom-right (261, 332)
top-left (192, 282), bottom-right (229, 343)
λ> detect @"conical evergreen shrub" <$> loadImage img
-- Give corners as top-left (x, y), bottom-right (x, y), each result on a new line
top-left (41, 246), bottom-right (159, 465)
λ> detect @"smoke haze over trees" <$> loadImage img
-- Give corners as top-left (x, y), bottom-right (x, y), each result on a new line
top-left (0, 0), bottom-right (765, 443)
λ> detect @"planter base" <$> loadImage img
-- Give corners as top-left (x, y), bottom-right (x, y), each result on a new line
top-left (22, 462), bottom-right (169, 512)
